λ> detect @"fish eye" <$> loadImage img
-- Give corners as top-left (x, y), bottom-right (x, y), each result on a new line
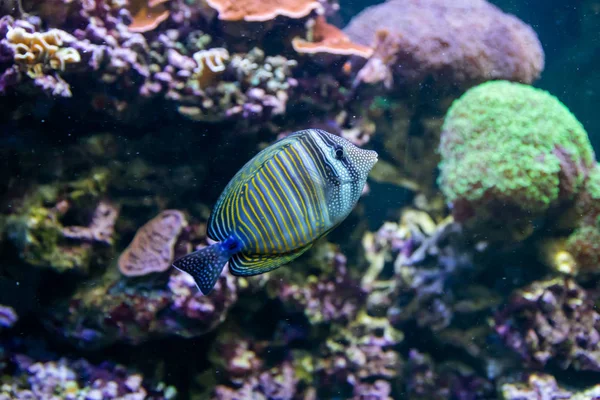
top-left (334, 146), bottom-right (345, 160)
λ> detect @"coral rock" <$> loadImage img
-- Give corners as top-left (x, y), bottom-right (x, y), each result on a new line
top-left (499, 373), bottom-right (600, 400)
top-left (0, 355), bottom-right (176, 399)
top-left (495, 278), bottom-right (600, 372)
top-left (346, 0), bottom-right (544, 89)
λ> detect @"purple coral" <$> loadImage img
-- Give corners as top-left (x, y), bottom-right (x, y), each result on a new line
top-left (0, 305), bottom-right (18, 329)
top-left (275, 244), bottom-right (364, 324)
top-left (0, 355), bottom-right (176, 399)
top-left (45, 267), bottom-right (237, 348)
top-left (212, 362), bottom-right (298, 400)
top-left (345, 0), bottom-right (544, 90)
top-left (495, 278), bottom-right (600, 372)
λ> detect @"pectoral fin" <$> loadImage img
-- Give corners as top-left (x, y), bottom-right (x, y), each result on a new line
top-left (229, 244), bottom-right (313, 276)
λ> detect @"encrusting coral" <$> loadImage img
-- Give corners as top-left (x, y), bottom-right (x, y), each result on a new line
top-left (118, 210), bottom-right (187, 277)
top-left (345, 0), bottom-right (544, 90)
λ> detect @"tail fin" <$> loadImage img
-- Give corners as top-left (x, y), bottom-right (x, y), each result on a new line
top-left (172, 243), bottom-right (230, 295)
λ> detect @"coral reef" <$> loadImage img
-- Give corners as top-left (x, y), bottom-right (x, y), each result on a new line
top-left (438, 80), bottom-right (595, 230)
top-left (1, 16), bottom-right (81, 96)
top-left (1, 0), bottom-right (598, 398)
top-left (500, 373), bottom-right (600, 400)
top-left (495, 278), bottom-right (600, 372)
top-left (345, 0), bottom-right (544, 90)
top-left (45, 264), bottom-right (238, 348)
top-left (0, 354), bottom-right (176, 400)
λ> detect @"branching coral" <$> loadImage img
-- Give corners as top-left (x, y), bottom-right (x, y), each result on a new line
top-left (118, 210), bottom-right (187, 277)
top-left (495, 278), bottom-right (600, 372)
top-left (438, 81), bottom-right (595, 230)
top-left (345, 0), bottom-right (544, 90)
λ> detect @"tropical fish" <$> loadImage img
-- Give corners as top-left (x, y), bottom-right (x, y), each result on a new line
top-left (173, 129), bottom-right (378, 294)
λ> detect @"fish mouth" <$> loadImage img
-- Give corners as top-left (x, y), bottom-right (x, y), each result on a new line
top-left (367, 149), bottom-right (378, 168)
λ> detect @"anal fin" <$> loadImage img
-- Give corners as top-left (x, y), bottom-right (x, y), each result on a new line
top-left (229, 244), bottom-right (313, 276)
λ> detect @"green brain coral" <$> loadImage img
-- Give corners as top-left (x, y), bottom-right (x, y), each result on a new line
top-left (438, 80), bottom-right (595, 221)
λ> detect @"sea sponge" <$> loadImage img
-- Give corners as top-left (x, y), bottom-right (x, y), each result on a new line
top-left (438, 81), bottom-right (595, 224)
top-left (118, 210), bottom-right (187, 277)
top-left (345, 0), bottom-right (544, 89)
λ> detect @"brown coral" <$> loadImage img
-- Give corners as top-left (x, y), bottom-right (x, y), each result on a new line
top-left (205, 0), bottom-right (321, 22)
top-left (345, 0), bottom-right (544, 89)
top-left (128, 0), bottom-right (170, 33)
top-left (292, 16), bottom-right (372, 58)
top-left (118, 210), bottom-right (187, 277)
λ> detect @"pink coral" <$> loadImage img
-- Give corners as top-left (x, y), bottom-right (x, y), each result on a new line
top-left (118, 210), bottom-right (187, 277)
top-left (345, 0), bottom-right (544, 89)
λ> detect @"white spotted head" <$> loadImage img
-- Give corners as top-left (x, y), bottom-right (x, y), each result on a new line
top-left (305, 129), bottom-right (378, 224)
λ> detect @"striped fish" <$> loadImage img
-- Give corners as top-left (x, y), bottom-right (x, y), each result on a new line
top-left (173, 129), bottom-right (378, 294)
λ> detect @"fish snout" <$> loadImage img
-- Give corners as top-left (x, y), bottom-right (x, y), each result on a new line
top-left (366, 149), bottom-right (378, 169)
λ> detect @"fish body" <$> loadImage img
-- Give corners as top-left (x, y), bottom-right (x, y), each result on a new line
top-left (173, 129), bottom-right (378, 294)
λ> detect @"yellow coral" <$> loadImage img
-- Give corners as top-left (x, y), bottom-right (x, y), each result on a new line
top-left (191, 48), bottom-right (229, 88)
top-left (7, 27), bottom-right (81, 77)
